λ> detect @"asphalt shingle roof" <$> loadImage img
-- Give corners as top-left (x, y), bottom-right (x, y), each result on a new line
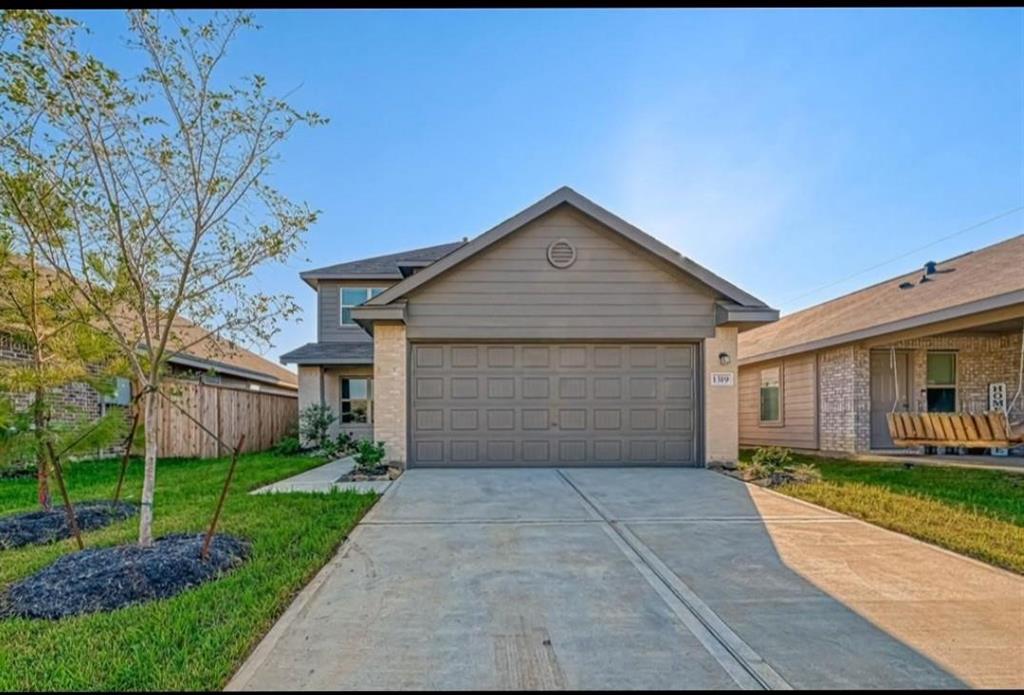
top-left (738, 234), bottom-right (1024, 364)
top-left (300, 241), bottom-right (466, 281)
top-left (279, 341), bottom-right (374, 365)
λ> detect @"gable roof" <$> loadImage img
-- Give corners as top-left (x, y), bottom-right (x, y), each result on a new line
top-left (363, 187), bottom-right (773, 310)
top-left (299, 241), bottom-right (466, 288)
top-left (738, 234), bottom-right (1024, 365)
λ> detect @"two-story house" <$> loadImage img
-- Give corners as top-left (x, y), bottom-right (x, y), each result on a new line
top-left (280, 187), bottom-right (777, 468)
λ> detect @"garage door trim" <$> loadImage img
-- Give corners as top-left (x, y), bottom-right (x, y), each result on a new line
top-left (406, 341), bottom-right (704, 468)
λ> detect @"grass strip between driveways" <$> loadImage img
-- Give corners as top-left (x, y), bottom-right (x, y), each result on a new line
top-left (740, 451), bottom-right (1024, 575)
top-left (0, 452), bottom-right (378, 691)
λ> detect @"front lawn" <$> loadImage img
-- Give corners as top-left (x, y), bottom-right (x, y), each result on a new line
top-left (0, 452), bottom-right (377, 691)
top-left (739, 450), bottom-right (1024, 574)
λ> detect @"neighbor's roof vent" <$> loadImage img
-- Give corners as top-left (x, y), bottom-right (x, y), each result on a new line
top-left (924, 260), bottom-right (938, 275)
top-left (547, 239), bottom-right (577, 268)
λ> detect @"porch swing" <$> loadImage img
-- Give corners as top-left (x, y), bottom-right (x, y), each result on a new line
top-left (885, 320), bottom-right (1024, 450)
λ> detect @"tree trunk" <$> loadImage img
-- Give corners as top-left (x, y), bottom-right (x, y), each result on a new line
top-left (138, 388), bottom-right (158, 547)
top-left (33, 387), bottom-right (51, 511)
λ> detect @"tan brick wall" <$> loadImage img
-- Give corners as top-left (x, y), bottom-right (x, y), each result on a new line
top-left (817, 345), bottom-right (870, 453)
top-left (373, 323), bottom-right (408, 466)
top-left (893, 333), bottom-right (1023, 419)
top-left (703, 326), bottom-right (739, 465)
top-left (816, 330), bottom-right (1023, 454)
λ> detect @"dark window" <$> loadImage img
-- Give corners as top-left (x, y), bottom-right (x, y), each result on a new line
top-left (926, 353), bottom-right (956, 413)
top-left (340, 287), bottom-right (385, 325)
top-left (340, 378), bottom-right (372, 423)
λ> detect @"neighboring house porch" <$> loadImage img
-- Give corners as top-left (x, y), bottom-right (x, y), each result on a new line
top-left (738, 234), bottom-right (1024, 457)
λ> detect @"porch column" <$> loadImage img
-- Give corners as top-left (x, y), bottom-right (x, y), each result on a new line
top-left (703, 326), bottom-right (739, 466)
top-left (373, 323), bottom-right (408, 467)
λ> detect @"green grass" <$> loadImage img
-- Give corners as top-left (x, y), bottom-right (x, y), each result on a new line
top-left (0, 452), bottom-right (378, 691)
top-left (739, 450), bottom-right (1024, 574)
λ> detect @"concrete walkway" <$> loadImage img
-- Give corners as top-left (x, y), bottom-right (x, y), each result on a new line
top-left (251, 458), bottom-right (391, 495)
top-left (230, 468), bottom-right (1024, 690)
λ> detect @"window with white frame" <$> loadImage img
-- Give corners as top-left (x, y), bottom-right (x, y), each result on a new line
top-left (340, 377), bottom-right (372, 424)
top-left (340, 287), bottom-right (385, 325)
top-left (759, 366), bottom-right (782, 424)
top-left (926, 352), bottom-right (957, 413)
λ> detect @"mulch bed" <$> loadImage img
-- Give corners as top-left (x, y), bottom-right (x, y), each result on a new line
top-left (0, 533), bottom-right (250, 620)
top-left (338, 465), bottom-right (401, 482)
top-left (0, 501), bottom-right (137, 550)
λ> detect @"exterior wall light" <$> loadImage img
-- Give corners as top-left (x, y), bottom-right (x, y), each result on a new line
top-left (718, 352), bottom-right (731, 366)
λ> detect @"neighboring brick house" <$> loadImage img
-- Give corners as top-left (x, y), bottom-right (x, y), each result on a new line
top-left (281, 187), bottom-right (778, 468)
top-left (737, 234), bottom-right (1024, 455)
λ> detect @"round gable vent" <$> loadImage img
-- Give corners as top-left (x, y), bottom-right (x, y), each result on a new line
top-left (546, 239), bottom-right (577, 268)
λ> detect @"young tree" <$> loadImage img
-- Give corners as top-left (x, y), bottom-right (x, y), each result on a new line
top-left (0, 10), bottom-right (322, 545)
top-left (0, 222), bottom-right (126, 510)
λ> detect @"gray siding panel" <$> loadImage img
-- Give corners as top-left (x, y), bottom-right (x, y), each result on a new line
top-left (317, 280), bottom-right (384, 343)
top-left (738, 354), bottom-right (818, 450)
top-left (405, 207), bottom-right (720, 341)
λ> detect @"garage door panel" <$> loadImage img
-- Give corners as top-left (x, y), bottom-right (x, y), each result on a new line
top-left (409, 343), bottom-right (699, 467)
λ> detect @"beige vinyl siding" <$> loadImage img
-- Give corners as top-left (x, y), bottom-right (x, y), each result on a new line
top-left (739, 354), bottom-right (818, 449)
top-left (404, 206), bottom-right (720, 340)
top-left (318, 280), bottom-right (394, 342)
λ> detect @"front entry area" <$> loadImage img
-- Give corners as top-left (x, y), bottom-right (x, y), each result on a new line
top-left (409, 343), bottom-right (699, 466)
top-left (869, 349), bottom-right (912, 449)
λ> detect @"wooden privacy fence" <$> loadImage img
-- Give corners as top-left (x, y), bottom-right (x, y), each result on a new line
top-left (153, 380), bottom-right (298, 458)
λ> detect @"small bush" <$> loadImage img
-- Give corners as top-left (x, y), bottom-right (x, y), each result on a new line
top-left (739, 447), bottom-right (820, 488)
top-left (271, 435), bottom-right (302, 455)
top-left (352, 440), bottom-right (386, 473)
top-left (334, 431), bottom-right (357, 456)
top-left (751, 446), bottom-right (792, 471)
top-left (298, 404), bottom-right (336, 452)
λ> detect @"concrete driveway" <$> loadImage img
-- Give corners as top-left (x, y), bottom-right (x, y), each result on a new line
top-left (229, 468), bottom-right (1024, 690)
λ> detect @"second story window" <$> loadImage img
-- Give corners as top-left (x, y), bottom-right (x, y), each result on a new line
top-left (341, 287), bottom-right (385, 325)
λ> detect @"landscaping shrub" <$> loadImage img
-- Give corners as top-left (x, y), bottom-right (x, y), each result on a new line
top-left (271, 435), bottom-right (302, 456)
top-left (298, 404), bottom-right (336, 452)
top-left (352, 440), bottom-right (386, 473)
top-left (739, 447), bottom-right (820, 488)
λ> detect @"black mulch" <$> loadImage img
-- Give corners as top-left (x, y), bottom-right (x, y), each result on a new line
top-left (0, 501), bottom-right (137, 550)
top-left (0, 533), bottom-right (250, 620)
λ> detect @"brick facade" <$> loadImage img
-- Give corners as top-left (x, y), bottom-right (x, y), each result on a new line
top-left (373, 323), bottom-right (408, 467)
top-left (816, 330), bottom-right (1023, 454)
top-left (1, 332), bottom-right (105, 425)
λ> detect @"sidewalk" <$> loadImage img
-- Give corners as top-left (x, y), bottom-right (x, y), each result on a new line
top-left (252, 457), bottom-right (392, 494)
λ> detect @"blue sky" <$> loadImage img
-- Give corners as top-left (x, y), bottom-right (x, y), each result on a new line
top-left (71, 9), bottom-right (1023, 367)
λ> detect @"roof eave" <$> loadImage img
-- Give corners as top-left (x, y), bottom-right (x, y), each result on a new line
top-left (350, 301), bottom-right (407, 336)
top-left (166, 352), bottom-right (297, 389)
top-left (281, 356), bottom-right (374, 366)
top-left (715, 301), bottom-right (780, 330)
top-left (738, 289), bottom-right (1024, 367)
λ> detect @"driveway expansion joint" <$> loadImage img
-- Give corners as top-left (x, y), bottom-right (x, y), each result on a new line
top-left (556, 469), bottom-right (793, 691)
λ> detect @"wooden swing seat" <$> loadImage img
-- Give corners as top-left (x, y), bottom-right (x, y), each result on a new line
top-left (886, 411), bottom-right (1024, 449)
